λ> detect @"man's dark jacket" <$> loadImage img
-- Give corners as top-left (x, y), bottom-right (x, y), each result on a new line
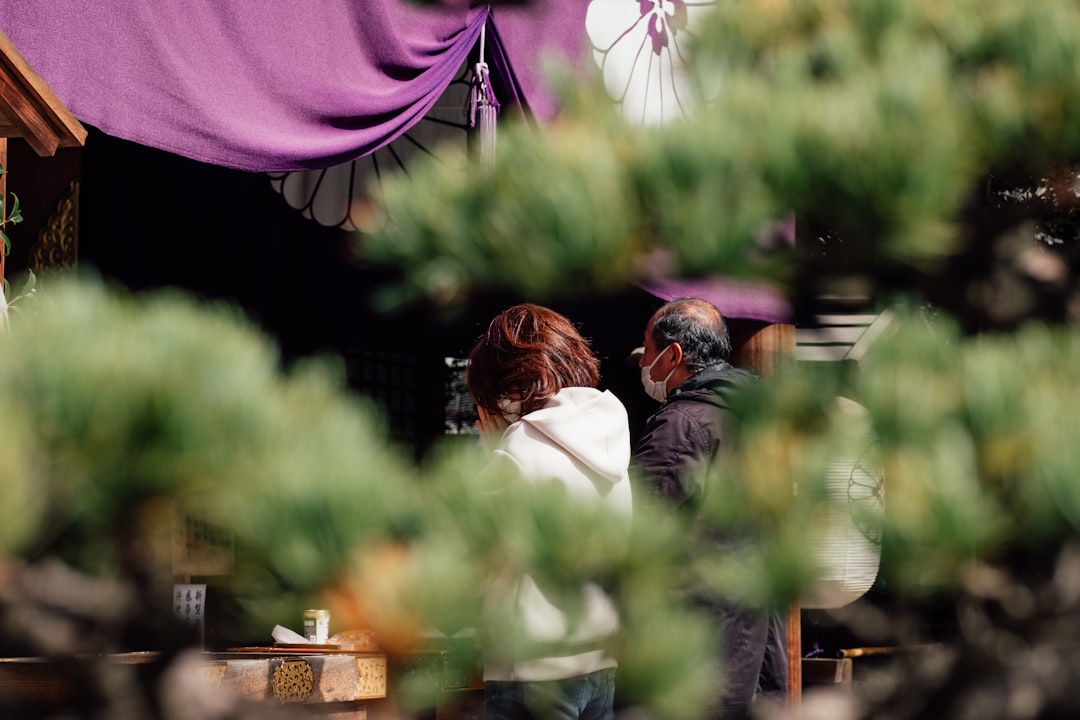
top-left (631, 362), bottom-right (787, 719)
top-left (632, 362), bottom-right (756, 510)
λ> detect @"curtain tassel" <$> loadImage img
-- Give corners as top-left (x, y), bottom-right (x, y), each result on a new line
top-left (469, 21), bottom-right (499, 175)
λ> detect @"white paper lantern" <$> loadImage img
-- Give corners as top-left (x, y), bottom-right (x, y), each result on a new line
top-left (802, 397), bottom-right (885, 609)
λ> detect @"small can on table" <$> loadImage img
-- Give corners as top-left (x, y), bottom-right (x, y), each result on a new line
top-left (303, 608), bottom-right (330, 644)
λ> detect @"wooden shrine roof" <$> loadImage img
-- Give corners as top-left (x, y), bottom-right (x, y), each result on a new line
top-left (0, 26), bottom-right (86, 156)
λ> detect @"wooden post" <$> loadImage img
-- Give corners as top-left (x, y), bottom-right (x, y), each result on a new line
top-left (731, 320), bottom-right (802, 707)
top-left (786, 604), bottom-right (801, 708)
top-left (731, 321), bottom-right (794, 380)
top-left (0, 136), bottom-right (7, 292)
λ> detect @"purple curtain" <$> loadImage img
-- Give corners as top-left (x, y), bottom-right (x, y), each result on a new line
top-left (637, 277), bottom-right (793, 324)
top-left (0, 1), bottom-right (588, 173)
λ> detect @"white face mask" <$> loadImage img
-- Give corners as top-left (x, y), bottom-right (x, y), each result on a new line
top-left (641, 343), bottom-right (677, 402)
top-left (497, 397), bottom-right (522, 423)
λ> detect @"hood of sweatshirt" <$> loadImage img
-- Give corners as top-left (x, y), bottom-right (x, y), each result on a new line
top-left (508, 387), bottom-right (631, 486)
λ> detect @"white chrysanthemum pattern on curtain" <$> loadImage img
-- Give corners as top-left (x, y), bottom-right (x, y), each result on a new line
top-left (268, 65), bottom-right (472, 230)
top-left (585, 0), bottom-right (717, 125)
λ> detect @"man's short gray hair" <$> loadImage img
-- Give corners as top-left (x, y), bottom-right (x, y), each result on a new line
top-left (650, 298), bottom-right (731, 372)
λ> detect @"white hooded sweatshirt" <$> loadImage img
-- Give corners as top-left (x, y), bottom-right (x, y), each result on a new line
top-left (481, 386), bottom-right (633, 682)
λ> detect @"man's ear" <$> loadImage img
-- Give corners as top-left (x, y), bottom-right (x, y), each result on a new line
top-left (670, 343), bottom-right (684, 366)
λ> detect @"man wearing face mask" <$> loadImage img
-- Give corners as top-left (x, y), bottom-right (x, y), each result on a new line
top-left (632, 297), bottom-right (787, 720)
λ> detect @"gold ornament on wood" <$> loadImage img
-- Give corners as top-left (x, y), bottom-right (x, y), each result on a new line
top-left (30, 178), bottom-right (79, 271)
top-left (354, 656), bottom-right (388, 699)
top-left (196, 662), bottom-right (226, 687)
top-left (272, 659), bottom-right (314, 703)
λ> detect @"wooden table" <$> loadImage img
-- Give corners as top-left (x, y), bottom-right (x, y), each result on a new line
top-left (0, 649), bottom-right (388, 718)
top-left (207, 648), bottom-right (388, 713)
top-left (0, 642), bottom-right (487, 719)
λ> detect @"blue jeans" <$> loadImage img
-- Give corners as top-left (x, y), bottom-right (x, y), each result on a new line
top-left (483, 668), bottom-right (616, 720)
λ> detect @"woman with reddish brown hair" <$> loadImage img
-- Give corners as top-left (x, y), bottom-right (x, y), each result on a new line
top-left (466, 303), bottom-right (632, 720)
